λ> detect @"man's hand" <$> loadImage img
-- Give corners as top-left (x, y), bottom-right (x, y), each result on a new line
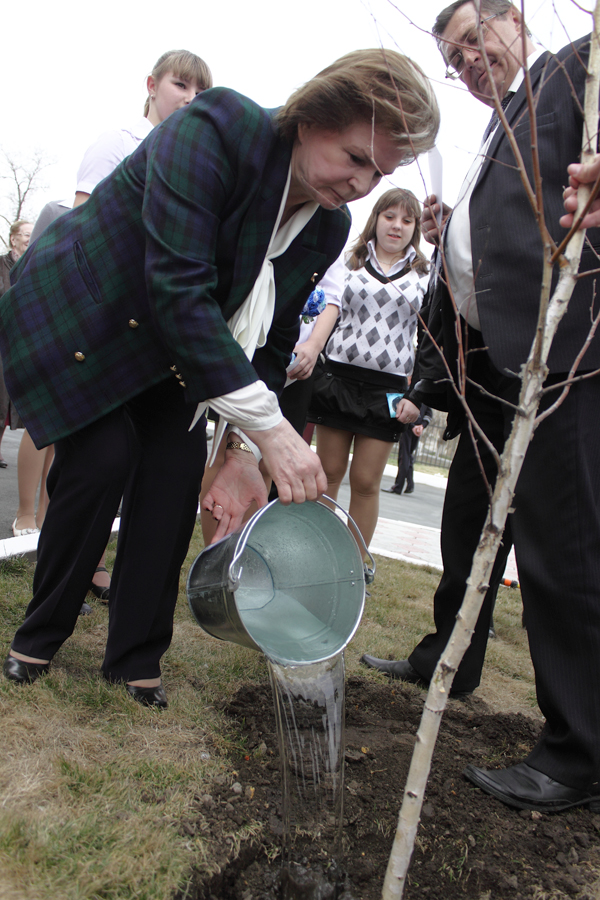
top-left (202, 450), bottom-right (268, 543)
top-left (422, 194), bottom-right (452, 245)
top-left (244, 418), bottom-right (327, 504)
top-left (396, 398), bottom-right (421, 424)
top-left (561, 158), bottom-right (600, 230)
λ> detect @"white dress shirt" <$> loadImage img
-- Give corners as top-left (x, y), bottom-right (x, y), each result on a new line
top-left (445, 47), bottom-right (545, 329)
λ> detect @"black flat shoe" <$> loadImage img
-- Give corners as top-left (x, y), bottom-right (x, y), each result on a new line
top-left (464, 762), bottom-right (600, 812)
top-left (0, 458), bottom-right (7, 468)
top-left (89, 566), bottom-right (110, 602)
top-left (360, 654), bottom-right (472, 699)
top-left (126, 683), bottom-right (168, 709)
top-left (3, 655), bottom-right (50, 684)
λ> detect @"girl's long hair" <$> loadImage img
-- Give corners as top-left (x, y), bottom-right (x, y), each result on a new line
top-left (347, 188), bottom-right (429, 275)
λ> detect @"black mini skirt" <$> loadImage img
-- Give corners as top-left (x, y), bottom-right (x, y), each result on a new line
top-left (307, 358), bottom-right (408, 442)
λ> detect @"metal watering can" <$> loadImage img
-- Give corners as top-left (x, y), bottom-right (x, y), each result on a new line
top-left (186, 497), bottom-right (375, 666)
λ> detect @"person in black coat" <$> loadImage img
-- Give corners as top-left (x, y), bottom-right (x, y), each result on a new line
top-left (363, 1), bottom-right (600, 814)
top-left (382, 404), bottom-right (433, 495)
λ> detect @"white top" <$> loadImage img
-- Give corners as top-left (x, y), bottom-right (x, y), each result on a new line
top-left (199, 167), bottom-right (319, 458)
top-left (366, 238), bottom-right (416, 278)
top-left (76, 117), bottom-right (154, 194)
top-left (296, 254), bottom-right (345, 346)
top-left (445, 47), bottom-right (545, 329)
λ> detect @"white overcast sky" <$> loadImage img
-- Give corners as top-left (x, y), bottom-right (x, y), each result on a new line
top-left (1, 0), bottom-right (592, 246)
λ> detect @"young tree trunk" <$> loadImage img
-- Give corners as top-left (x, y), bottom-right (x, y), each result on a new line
top-left (381, 9), bottom-right (600, 898)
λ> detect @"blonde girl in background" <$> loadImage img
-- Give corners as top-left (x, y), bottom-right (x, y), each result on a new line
top-left (307, 188), bottom-right (429, 551)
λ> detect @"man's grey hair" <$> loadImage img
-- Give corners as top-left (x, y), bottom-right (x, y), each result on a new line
top-left (433, 0), bottom-right (530, 50)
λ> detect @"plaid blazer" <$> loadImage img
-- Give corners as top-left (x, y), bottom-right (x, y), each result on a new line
top-left (0, 88), bottom-right (350, 448)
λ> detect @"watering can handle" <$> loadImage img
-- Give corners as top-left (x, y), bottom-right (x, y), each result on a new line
top-left (318, 496), bottom-right (376, 585)
top-left (226, 496), bottom-right (376, 591)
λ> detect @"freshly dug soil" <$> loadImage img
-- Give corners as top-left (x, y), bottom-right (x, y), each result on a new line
top-left (182, 677), bottom-right (600, 900)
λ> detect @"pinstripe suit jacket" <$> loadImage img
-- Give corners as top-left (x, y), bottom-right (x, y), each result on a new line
top-left (470, 35), bottom-right (600, 376)
top-left (413, 35), bottom-right (600, 418)
top-left (0, 88), bottom-right (350, 448)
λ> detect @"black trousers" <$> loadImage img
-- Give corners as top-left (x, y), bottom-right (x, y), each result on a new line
top-left (393, 429), bottom-right (419, 493)
top-left (409, 353), bottom-right (600, 789)
top-left (268, 373), bottom-right (316, 502)
top-left (11, 379), bottom-right (207, 681)
top-left (409, 356), bottom-right (514, 694)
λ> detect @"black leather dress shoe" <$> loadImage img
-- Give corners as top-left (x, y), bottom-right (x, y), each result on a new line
top-left (381, 486), bottom-right (403, 494)
top-left (360, 654), bottom-right (472, 699)
top-left (361, 654), bottom-right (428, 684)
top-left (126, 684), bottom-right (168, 709)
top-left (464, 762), bottom-right (600, 812)
top-left (3, 655), bottom-right (50, 684)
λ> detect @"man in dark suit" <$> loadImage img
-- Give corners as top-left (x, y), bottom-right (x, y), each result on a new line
top-left (363, 1), bottom-right (600, 812)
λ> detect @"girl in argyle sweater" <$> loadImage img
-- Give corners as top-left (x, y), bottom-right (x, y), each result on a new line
top-left (308, 188), bottom-right (429, 551)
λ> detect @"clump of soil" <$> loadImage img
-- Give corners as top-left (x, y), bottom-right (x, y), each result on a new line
top-left (181, 677), bottom-right (600, 900)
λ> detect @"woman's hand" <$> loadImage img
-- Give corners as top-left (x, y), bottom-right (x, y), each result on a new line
top-left (202, 448), bottom-right (268, 543)
top-left (244, 418), bottom-right (327, 504)
top-left (287, 340), bottom-right (320, 380)
top-left (396, 398), bottom-right (421, 424)
top-left (287, 303), bottom-right (340, 380)
top-left (561, 158), bottom-right (600, 230)
top-left (421, 194), bottom-right (452, 245)
top-left (412, 424), bottom-right (424, 437)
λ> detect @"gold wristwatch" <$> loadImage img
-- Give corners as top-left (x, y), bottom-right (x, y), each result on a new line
top-left (226, 440), bottom-right (253, 453)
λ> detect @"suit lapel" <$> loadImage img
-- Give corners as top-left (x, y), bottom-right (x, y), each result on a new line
top-left (477, 51), bottom-right (550, 185)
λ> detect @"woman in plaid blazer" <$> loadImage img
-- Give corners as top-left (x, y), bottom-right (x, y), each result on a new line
top-left (0, 50), bottom-right (439, 707)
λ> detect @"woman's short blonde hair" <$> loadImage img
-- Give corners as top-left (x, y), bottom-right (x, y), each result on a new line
top-left (143, 50), bottom-right (213, 116)
top-left (277, 49), bottom-right (439, 164)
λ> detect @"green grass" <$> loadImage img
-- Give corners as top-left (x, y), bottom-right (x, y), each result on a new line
top-left (0, 526), bottom-right (536, 899)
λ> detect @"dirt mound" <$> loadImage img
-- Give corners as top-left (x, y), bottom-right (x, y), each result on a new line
top-left (183, 677), bottom-right (600, 899)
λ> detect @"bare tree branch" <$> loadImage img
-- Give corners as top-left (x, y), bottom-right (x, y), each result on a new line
top-left (0, 149), bottom-right (50, 248)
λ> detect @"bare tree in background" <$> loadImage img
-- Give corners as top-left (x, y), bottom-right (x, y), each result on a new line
top-left (0, 149), bottom-right (50, 246)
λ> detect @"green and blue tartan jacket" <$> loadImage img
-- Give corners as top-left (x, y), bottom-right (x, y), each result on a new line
top-left (0, 88), bottom-right (350, 448)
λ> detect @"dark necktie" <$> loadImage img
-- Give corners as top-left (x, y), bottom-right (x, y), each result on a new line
top-left (482, 90), bottom-right (515, 143)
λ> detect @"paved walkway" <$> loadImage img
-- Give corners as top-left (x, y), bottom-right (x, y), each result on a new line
top-left (0, 427), bottom-right (517, 581)
top-left (0, 465), bottom-right (518, 583)
top-left (365, 467), bottom-right (519, 582)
